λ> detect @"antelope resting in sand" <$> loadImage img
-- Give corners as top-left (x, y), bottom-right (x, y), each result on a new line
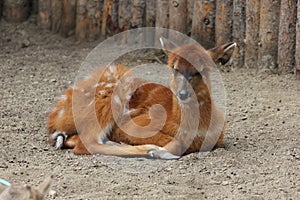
top-left (47, 37), bottom-right (235, 159)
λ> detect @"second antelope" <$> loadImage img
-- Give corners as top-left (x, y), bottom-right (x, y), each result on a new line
top-left (47, 38), bottom-right (235, 159)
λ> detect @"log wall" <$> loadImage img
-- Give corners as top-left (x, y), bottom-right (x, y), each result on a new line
top-left (0, 0), bottom-right (299, 78)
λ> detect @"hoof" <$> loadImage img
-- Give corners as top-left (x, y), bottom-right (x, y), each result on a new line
top-left (51, 131), bottom-right (67, 149)
top-left (148, 147), bottom-right (180, 160)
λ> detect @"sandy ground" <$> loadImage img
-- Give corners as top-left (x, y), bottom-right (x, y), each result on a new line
top-left (0, 18), bottom-right (299, 200)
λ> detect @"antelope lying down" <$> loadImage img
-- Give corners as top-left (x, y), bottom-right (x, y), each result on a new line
top-left (47, 38), bottom-right (235, 159)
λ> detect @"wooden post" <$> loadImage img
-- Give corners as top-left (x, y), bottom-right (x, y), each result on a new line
top-left (131, 0), bottom-right (145, 28)
top-left (118, 0), bottom-right (131, 31)
top-left (296, 0), bottom-right (300, 80)
top-left (277, 0), bottom-right (297, 73)
top-left (118, 0), bottom-right (131, 43)
top-left (215, 0), bottom-right (233, 46)
top-left (245, 0), bottom-right (260, 69)
top-left (76, 0), bottom-right (88, 41)
top-left (155, 0), bottom-right (169, 44)
top-left (191, 0), bottom-right (216, 49)
top-left (0, 0), bottom-right (3, 20)
top-left (146, 0), bottom-right (156, 27)
top-left (187, 0), bottom-right (194, 36)
top-left (76, 0), bottom-right (104, 41)
top-left (3, 0), bottom-right (30, 22)
top-left (258, 0), bottom-right (280, 72)
top-left (61, 0), bottom-right (77, 37)
top-left (145, 0), bottom-right (156, 45)
top-left (102, 0), bottom-right (119, 38)
top-left (232, 0), bottom-right (246, 68)
top-left (31, 0), bottom-right (39, 14)
top-left (51, 0), bottom-right (62, 33)
top-left (87, 0), bottom-right (103, 40)
top-left (38, 0), bottom-right (51, 29)
top-left (169, 0), bottom-right (187, 34)
top-left (130, 0), bottom-right (146, 44)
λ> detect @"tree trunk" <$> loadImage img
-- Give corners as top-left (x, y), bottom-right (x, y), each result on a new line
top-left (169, 0), bottom-right (187, 34)
top-left (130, 0), bottom-right (146, 44)
top-left (187, 0), bottom-right (194, 36)
top-left (0, 0), bottom-right (3, 20)
top-left (155, 0), bottom-right (169, 45)
top-left (38, 0), bottom-right (51, 29)
top-left (232, 0), bottom-right (246, 68)
top-left (102, 0), bottom-right (119, 38)
top-left (31, 0), bottom-right (39, 14)
top-left (131, 0), bottom-right (145, 28)
top-left (278, 0), bottom-right (297, 73)
top-left (117, 0), bottom-right (131, 43)
top-left (118, 0), bottom-right (131, 31)
top-left (296, 0), bottom-right (300, 80)
top-left (51, 0), bottom-right (62, 33)
top-left (258, 0), bottom-right (280, 73)
top-left (245, 0), bottom-right (260, 69)
top-left (145, 0), bottom-right (156, 45)
top-left (87, 0), bottom-right (103, 40)
top-left (3, 0), bottom-right (30, 22)
top-left (191, 0), bottom-right (216, 49)
top-left (215, 0), bottom-right (233, 46)
top-left (76, 0), bottom-right (103, 41)
top-left (76, 0), bottom-right (88, 41)
top-left (60, 0), bottom-right (76, 37)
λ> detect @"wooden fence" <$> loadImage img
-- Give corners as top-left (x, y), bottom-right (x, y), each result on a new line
top-left (0, 0), bottom-right (299, 79)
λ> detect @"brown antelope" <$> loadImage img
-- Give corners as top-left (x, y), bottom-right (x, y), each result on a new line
top-left (46, 37), bottom-right (235, 159)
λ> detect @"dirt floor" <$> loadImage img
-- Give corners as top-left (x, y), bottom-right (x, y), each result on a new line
top-left (0, 18), bottom-right (299, 200)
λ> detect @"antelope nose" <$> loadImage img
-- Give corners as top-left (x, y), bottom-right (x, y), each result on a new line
top-left (178, 90), bottom-right (189, 101)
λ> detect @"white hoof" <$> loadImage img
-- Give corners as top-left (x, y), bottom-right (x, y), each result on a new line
top-left (51, 131), bottom-right (67, 149)
top-left (148, 147), bottom-right (180, 160)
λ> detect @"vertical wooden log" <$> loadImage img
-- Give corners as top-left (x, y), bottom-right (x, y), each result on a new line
top-left (245, 0), bottom-right (260, 69)
top-left (86, 0), bottom-right (103, 40)
top-left (191, 0), bottom-right (216, 49)
top-left (145, 0), bottom-right (156, 45)
top-left (51, 0), bottom-right (62, 33)
top-left (187, 0), bottom-right (194, 36)
top-left (3, 0), bottom-right (30, 22)
top-left (296, 0), bottom-right (300, 80)
top-left (118, 0), bottom-right (131, 43)
top-left (76, 0), bottom-right (104, 41)
top-left (61, 0), bottom-right (77, 37)
top-left (102, 0), bottom-right (119, 38)
top-left (146, 0), bottom-right (156, 27)
top-left (258, 0), bottom-right (280, 72)
top-left (215, 0), bottom-right (233, 46)
top-left (131, 0), bottom-right (146, 28)
top-left (0, 0), bottom-right (3, 20)
top-left (76, 0), bottom-right (88, 41)
top-left (118, 0), bottom-right (131, 31)
top-left (131, 0), bottom-right (146, 44)
top-left (31, 0), bottom-right (39, 15)
top-left (277, 0), bottom-right (297, 73)
top-left (155, 0), bottom-right (169, 44)
top-left (38, 0), bottom-right (51, 29)
top-left (169, 0), bottom-right (187, 35)
top-left (232, 0), bottom-right (246, 68)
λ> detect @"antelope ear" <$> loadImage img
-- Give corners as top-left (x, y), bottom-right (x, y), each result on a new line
top-left (160, 37), bottom-right (178, 56)
top-left (36, 175), bottom-right (53, 198)
top-left (207, 42), bottom-right (236, 65)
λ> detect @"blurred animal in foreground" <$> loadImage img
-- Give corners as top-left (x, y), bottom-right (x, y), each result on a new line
top-left (0, 176), bottom-right (52, 200)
